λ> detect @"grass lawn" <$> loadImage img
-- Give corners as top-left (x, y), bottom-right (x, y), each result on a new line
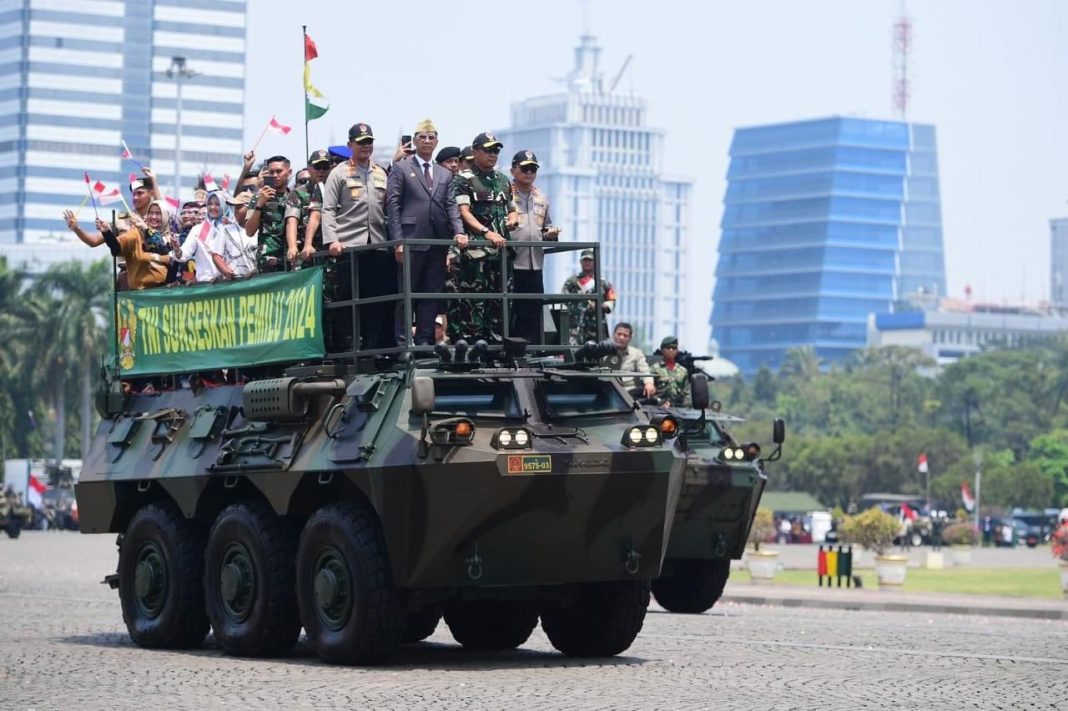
top-left (731, 567), bottom-right (1064, 599)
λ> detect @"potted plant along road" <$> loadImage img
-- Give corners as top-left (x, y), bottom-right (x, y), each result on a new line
top-left (1051, 521), bottom-right (1068, 599)
top-left (941, 522), bottom-right (979, 566)
top-left (745, 507), bottom-right (779, 583)
top-left (839, 507), bottom-right (906, 589)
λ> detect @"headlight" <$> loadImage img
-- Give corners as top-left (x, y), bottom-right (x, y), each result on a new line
top-left (720, 445), bottom-right (756, 462)
top-left (622, 426), bottom-right (661, 448)
top-left (722, 447), bottom-right (735, 460)
top-left (492, 427), bottom-right (533, 449)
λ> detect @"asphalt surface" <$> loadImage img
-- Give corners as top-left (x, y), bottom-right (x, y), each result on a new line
top-left (2, 532), bottom-right (1067, 710)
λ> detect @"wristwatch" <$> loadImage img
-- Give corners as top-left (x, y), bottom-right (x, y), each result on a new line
top-left (480, 226), bottom-right (489, 235)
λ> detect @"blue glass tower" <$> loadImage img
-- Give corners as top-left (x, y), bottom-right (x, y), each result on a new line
top-left (710, 116), bottom-right (946, 374)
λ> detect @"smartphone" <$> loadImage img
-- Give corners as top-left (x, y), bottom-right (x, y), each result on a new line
top-left (401, 134), bottom-right (414, 153)
top-left (262, 175), bottom-right (277, 190)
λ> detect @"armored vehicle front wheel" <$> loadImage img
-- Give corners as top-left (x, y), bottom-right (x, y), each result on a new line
top-left (402, 606), bottom-right (442, 643)
top-left (117, 502), bottom-right (209, 649)
top-left (651, 559), bottom-right (731, 614)
top-left (443, 601), bottom-right (538, 651)
top-left (540, 581), bottom-right (649, 657)
top-left (204, 502), bottom-right (301, 657)
top-left (5, 518), bottom-right (21, 538)
top-left (296, 502), bottom-right (405, 665)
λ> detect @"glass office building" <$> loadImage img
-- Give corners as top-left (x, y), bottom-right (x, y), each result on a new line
top-left (495, 34), bottom-right (693, 349)
top-left (0, 0), bottom-right (246, 256)
top-left (1051, 218), bottom-right (1068, 310)
top-left (711, 116), bottom-right (946, 374)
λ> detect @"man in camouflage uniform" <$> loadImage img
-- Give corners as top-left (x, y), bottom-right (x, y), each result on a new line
top-left (244, 154), bottom-right (294, 271)
top-left (289, 149), bottom-right (330, 262)
top-left (448, 132), bottom-right (517, 342)
top-left (561, 248), bottom-right (616, 345)
top-left (651, 336), bottom-right (691, 408)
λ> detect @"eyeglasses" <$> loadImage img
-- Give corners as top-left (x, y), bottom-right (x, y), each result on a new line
top-left (296, 178), bottom-right (310, 186)
top-left (310, 163), bottom-right (330, 170)
top-left (519, 165), bottom-right (538, 174)
top-left (415, 133), bottom-right (438, 141)
top-left (480, 146), bottom-right (501, 155)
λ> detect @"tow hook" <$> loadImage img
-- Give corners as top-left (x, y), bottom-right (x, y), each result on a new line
top-left (103, 573), bottom-right (119, 590)
top-left (622, 545), bottom-right (642, 575)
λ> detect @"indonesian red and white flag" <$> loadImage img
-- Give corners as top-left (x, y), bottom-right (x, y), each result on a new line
top-left (961, 481), bottom-right (975, 512)
top-left (203, 173), bottom-right (219, 192)
top-left (196, 219), bottom-right (211, 242)
top-left (92, 180), bottom-right (122, 205)
top-left (917, 453), bottom-right (929, 474)
top-left (27, 473), bottom-right (46, 508)
top-left (222, 173), bottom-right (231, 190)
top-left (164, 196), bottom-right (180, 211)
top-left (120, 140), bottom-right (133, 159)
top-left (267, 116), bottom-right (291, 135)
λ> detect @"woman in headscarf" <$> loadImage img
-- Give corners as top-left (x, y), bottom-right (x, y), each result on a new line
top-left (208, 190), bottom-right (258, 279)
top-left (69, 200), bottom-right (173, 290)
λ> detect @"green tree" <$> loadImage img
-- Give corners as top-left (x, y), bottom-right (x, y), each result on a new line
top-left (1027, 430), bottom-right (1068, 506)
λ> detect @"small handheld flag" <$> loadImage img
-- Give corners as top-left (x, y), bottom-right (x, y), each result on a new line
top-left (83, 171), bottom-right (100, 220)
top-left (203, 174), bottom-right (219, 192)
top-left (197, 219), bottom-right (212, 242)
top-left (251, 115), bottom-right (292, 152)
top-left (917, 453), bottom-right (928, 474)
top-left (120, 139), bottom-right (145, 170)
top-left (961, 481), bottom-right (975, 512)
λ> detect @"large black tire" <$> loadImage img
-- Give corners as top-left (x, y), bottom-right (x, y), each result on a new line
top-left (402, 606), bottom-right (442, 643)
top-left (652, 559), bottom-right (731, 614)
top-left (118, 502), bottom-right (209, 649)
top-left (540, 581), bottom-right (649, 657)
top-left (296, 502), bottom-right (404, 665)
top-left (443, 601), bottom-right (538, 651)
top-left (6, 518), bottom-right (21, 538)
top-left (204, 502), bottom-right (301, 657)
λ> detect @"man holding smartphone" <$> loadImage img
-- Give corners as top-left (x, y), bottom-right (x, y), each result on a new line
top-left (244, 154), bottom-right (294, 271)
top-left (508, 150), bottom-right (558, 344)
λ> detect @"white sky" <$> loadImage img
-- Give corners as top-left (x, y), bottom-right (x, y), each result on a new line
top-left (244, 0), bottom-right (1068, 348)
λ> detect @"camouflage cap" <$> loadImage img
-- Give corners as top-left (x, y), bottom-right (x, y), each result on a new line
top-left (308, 149), bottom-right (331, 166)
top-left (660, 336), bottom-right (679, 349)
top-left (435, 146), bottom-right (462, 164)
top-left (472, 132), bottom-right (503, 150)
top-left (512, 150), bottom-right (539, 167)
top-left (580, 248), bottom-right (594, 260)
top-left (348, 123), bottom-right (374, 143)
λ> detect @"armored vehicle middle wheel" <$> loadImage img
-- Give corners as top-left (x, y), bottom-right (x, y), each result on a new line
top-left (117, 502), bottom-right (209, 649)
top-left (443, 601), bottom-right (539, 651)
top-left (652, 559), bottom-right (730, 614)
top-left (296, 501), bottom-right (405, 665)
top-left (5, 518), bottom-right (21, 538)
top-left (203, 502), bottom-right (301, 657)
top-left (540, 581), bottom-right (649, 657)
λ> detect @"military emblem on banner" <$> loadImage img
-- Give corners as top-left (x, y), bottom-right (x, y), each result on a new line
top-left (118, 301), bottom-right (137, 370)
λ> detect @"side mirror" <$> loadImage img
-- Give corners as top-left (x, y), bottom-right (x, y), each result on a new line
top-left (772, 418), bottom-right (786, 444)
top-left (411, 376), bottom-right (435, 415)
top-left (691, 374), bottom-right (710, 411)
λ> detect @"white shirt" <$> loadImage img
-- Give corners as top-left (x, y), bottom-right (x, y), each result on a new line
top-left (178, 221), bottom-right (222, 283)
top-left (415, 156), bottom-right (434, 183)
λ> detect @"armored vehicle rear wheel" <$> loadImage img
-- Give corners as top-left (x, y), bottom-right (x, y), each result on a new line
top-left (443, 601), bottom-right (538, 651)
top-left (6, 518), bottom-right (21, 538)
top-left (204, 502), bottom-right (301, 657)
top-left (652, 559), bottom-right (730, 613)
top-left (540, 581), bottom-right (649, 657)
top-left (118, 502), bottom-right (209, 649)
top-left (402, 606), bottom-right (441, 643)
top-left (296, 502), bottom-right (404, 665)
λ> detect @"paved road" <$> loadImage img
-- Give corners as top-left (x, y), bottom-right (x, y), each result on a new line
top-left (3, 532), bottom-right (1067, 710)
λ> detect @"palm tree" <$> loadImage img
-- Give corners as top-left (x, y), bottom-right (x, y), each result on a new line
top-left (779, 346), bottom-right (822, 381)
top-left (35, 260), bottom-right (112, 460)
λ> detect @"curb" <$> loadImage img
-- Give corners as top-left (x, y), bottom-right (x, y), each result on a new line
top-left (720, 591), bottom-right (1068, 621)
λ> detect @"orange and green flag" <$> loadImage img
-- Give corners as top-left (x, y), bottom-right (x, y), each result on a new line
top-left (304, 33), bottom-right (328, 121)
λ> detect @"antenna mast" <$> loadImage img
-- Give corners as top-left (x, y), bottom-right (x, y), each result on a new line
top-left (891, 3), bottom-right (912, 119)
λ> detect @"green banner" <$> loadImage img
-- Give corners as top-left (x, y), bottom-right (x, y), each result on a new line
top-left (116, 267), bottom-right (324, 376)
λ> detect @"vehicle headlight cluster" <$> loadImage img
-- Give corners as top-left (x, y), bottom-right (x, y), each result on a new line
top-left (720, 442), bottom-right (761, 462)
top-left (492, 427), bottom-right (532, 449)
top-left (430, 418), bottom-right (476, 445)
top-left (622, 425), bottom-right (661, 448)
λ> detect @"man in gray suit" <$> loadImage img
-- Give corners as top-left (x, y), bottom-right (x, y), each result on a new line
top-left (387, 118), bottom-right (466, 346)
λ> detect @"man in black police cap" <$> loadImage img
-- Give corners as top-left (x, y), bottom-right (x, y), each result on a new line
top-left (509, 149), bottom-right (559, 344)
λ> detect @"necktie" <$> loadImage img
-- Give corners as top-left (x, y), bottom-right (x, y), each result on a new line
top-left (423, 162), bottom-right (433, 189)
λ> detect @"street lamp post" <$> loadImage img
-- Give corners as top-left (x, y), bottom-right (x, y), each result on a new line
top-left (166, 56), bottom-right (199, 200)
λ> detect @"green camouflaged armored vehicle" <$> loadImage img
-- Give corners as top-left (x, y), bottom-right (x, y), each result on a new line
top-left (1, 491), bottom-right (32, 538)
top-left (643, 370), bottom-right (783, 614)
top-left (76, 242), bottom-right (685, 664)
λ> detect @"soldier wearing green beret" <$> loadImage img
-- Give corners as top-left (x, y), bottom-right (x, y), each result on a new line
top-left (650, 336), bottom-right (691, 408)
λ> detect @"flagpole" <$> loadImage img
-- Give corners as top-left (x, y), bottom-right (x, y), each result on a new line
top-left (250, 118), bottom-right (271, 153)
top-left (303, 25), bottom-right (310, 163)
